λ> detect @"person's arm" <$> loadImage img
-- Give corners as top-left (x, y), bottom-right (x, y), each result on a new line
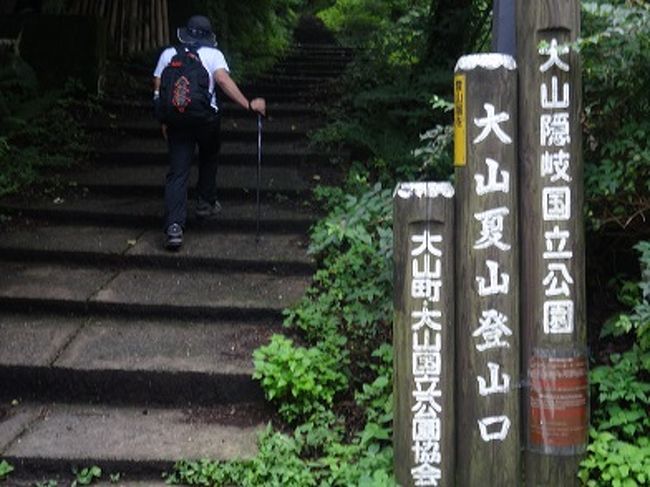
top-left (152, 77), bottom-right (167, 139)
top-left (214, 68), bottom-right (266, 115)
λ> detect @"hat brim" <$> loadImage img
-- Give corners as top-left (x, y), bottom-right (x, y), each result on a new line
top-left (177, 27), bottom-right (216, 47)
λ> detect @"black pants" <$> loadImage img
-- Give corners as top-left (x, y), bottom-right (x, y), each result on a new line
top-left (164, 118), bottom-right (221, 230)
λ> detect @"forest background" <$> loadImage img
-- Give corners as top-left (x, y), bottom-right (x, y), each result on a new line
top-left (0, 0), bottom-right (648, 485)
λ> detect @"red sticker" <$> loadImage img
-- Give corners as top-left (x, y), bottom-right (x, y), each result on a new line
top-left (529, 353), bottom-right (588, 452)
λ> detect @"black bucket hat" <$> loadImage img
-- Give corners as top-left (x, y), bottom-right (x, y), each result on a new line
top-left (177, 15), bottom-right (217, 47)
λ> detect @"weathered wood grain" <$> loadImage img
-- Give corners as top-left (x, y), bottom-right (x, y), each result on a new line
top-left (516, 1), bottom-right (587, 485)
top-left (454, 53), bottom-right (521, 487)
top-left (393, 183), bottom-right (455, 487)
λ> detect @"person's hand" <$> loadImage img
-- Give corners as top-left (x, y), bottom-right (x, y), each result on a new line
top-left (161, 123), bottom-right (168, 140)
top-left (250, 98), bottom-right (266, 117)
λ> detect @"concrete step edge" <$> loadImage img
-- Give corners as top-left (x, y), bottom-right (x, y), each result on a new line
top-left (102, 99), bottom-right (322, 115)
top-left (0, 365), bottom-right (263, 406)
top-left (72, 185), bottom-right (307, 200)
top-left (88, 124), bottom-right (309, 141)
top-left (0, 297), bottom-right (286, 322)
top-left (0, 248), bottom-right (315, 275)
top-left (93, 151), bottom-right (328, 167)
top-left (0, 402), bottom-right (269, 473)
top-left (0, 206), bottom-right (316, 232)
top-left (1, 456), bottom-right (174, 481)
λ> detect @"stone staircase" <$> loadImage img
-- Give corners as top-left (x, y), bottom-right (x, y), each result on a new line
top-left (0, 38), bottom-right (351, 484)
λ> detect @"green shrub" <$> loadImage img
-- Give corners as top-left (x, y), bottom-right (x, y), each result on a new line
top-left (0, 54), bottom-right (39, 122)
top-left (285, 180), bottom-right (394, 374)
top-left (318, 0), bottom-right (424, 49)
top-left (579, 242), bottom-right (650, 486)
top-left (0, 54), bottom-right (91, 198)
top-left (253, 335), bottom-right (349, 423)
top-left (0, 98), bottom-right (89, 197)
top-left (580, 2), bottom-right (650, 232)
top-left (168, 411), bottom-right (395, 487)
top-left (355, 344), bottom-right (393, 427)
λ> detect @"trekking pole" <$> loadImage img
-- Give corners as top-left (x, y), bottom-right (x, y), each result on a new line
top-left (256, 113), bottom-right (262, 243)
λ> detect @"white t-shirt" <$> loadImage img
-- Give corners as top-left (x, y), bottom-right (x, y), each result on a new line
top-left (153, 46), bottom-right (229, 110)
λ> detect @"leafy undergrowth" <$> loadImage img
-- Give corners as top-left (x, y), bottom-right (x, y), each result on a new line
top-left (579, 242), bottom-right (650, 487)
top-left (0, 53), bottom-right (93, 198)
top-left (581, 1), bottom-right (650, 235)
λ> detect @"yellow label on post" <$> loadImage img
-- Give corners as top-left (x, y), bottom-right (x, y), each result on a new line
top-left (454, 74), bottom-right (467, 167)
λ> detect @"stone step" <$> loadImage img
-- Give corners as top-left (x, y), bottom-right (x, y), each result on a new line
top-left (290, 43), bottom-right (353, 52)
top-left (0, 260), bottom-right (310, 321)
top-left (0, 312), bottom-right (277, 405)
top-left (243, 79), bottom-right (339, 92)
top-left (280, 48), bottom-right (355, 57)
top-left (122, 50), bottom-right (350, 77)
top-left (95, 149), bottom-right (327, 168)
top-left (0, 33), bottom-right (344, 483)
top-left (0, 223), bottom-right (314, 274)
top-left (93, 138), bottom-right (332, 167)
top-left (273, 59), bottom-right (350, 69)
top-left (256, 72), bottom-right (341, 83)
top-left (235, 87), bottom-right (336, 104)
top-left (94, 112), bottom-right (320, 136)
top-left (70, 162), bottom-right (311, 199)
top-left (269, 68), bottom-right (345, 79)
top-left (0, 401), bottom-right (267, 477)
top-left (98, 138), bottom-right (315, 157)
top-left (281, 53), bottom-right (353, 62)
top-left (102, 99), bottom-right (322, 118)
top-left (117, 85), bottom-right (320, 103)
top-left (89, 119), bottom-right (310, 143)
top-left (144, 60), bottom-right (349, 78)
top-left (0, 194), bottom-right (317, 232)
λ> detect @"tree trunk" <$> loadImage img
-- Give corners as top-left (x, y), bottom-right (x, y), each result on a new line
top-left (128, 0), bottom-right (138, 54)
top-left (108, 0), bottom-right (119, 54)
top-left (144, 0), bottom-right (152, 51)
top-left (161, 0), bottom-right (169, 45)
top-left (98, 0), bottom-right (107, 18)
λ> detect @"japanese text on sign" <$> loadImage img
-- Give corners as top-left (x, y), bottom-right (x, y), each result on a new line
top-left (539, 38), bottom-right (575, 336)
top-left (410, 230), bottom-right (444, 486)
top-left (470, 99), bottom-right (515, 443)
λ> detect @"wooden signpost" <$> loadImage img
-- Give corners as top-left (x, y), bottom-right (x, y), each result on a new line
top-left (393, 1), bottom-right (587, 484)
top-left (454, 53), bottom-right (520, 486)
top-left (516, 1), bottom-right (588, 485)
top-left (393, 183), bottom-right (455, 487)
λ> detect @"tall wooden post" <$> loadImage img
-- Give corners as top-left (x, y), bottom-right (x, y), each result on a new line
top-left (516, 2), bottom-right (588, 485)
top-left (393, 182), bottom-right (455, 487)
top-left (454, 54), bottom-right (521, 486)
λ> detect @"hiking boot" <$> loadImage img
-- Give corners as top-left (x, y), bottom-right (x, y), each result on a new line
top-left (165, 223), bottom-right (183, 250)
top-left (196, 199), bottom-right (222, 220)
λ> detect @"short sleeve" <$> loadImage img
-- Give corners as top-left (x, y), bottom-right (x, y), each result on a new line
top-left (202, 48), bottom-right (230, 74)
top-left (153, 47), bottom-right (175, 77)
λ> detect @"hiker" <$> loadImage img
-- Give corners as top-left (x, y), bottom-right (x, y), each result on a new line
top-left (153, 14), bottom-right (266, 250)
